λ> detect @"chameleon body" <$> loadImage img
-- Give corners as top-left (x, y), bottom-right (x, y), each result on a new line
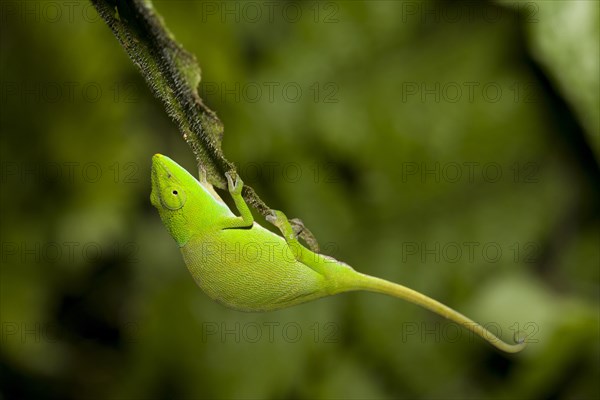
top-left (150, 154), bottom-right (526, 353)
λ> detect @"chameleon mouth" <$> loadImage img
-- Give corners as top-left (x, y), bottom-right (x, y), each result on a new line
top-left (150, 154), bottom-right (171, 209)
top-left (150, 153), bottom-right (190, 209)
top-left (152, 154), bottom-right (182, 179)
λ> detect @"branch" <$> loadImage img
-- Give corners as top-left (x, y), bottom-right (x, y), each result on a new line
top-left (90, 0), bottom-right (320, 251)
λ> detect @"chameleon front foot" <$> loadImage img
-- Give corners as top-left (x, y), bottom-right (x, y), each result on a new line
top-left (221, 171), bottom-right (253, 228)
top-left (225, 171), bottom-right (243, 195)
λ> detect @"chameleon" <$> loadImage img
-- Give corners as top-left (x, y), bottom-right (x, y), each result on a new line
top-left (150, 153), bottom-right (527, 353)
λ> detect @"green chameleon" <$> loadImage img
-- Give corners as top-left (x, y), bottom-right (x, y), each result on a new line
top-left (150, 154), bottom-right (526, 353)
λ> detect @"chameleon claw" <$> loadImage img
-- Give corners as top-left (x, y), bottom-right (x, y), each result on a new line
top-left (225, 171), bottom-right (243, 195)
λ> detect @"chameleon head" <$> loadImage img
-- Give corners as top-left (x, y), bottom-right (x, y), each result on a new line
top-left (150, 154), bottom-right (196, 246)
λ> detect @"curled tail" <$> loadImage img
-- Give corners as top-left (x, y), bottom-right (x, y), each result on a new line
top-left (345, 272), bottom-right (527, 353)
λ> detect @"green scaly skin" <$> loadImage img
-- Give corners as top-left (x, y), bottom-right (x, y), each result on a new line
top-left (150, 154), bottom-right (527, 353)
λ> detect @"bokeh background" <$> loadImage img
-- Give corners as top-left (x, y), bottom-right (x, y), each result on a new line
top-left (1, 1), bottom-right (599, 399)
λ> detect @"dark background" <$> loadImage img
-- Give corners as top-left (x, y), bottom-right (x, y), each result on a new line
top-left (1, 1), bottom-right (599, 399)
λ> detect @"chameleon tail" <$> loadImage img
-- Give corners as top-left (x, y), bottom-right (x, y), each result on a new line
top-left (343, 271), bottom-right (527, 353)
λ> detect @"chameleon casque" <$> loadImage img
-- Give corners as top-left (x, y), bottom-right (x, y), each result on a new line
top-left (150, 153), bottom-right (526, 353)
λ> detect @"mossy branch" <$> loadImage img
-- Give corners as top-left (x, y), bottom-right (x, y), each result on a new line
top-left (90, 0), bottom-right (319, 251)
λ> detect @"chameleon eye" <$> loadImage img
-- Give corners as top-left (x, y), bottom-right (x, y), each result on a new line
top-left (161, 186), bottom-right (186, 210)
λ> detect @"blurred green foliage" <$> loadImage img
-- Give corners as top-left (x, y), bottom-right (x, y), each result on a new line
top-left (1, 1), bottom-right (598, 399)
